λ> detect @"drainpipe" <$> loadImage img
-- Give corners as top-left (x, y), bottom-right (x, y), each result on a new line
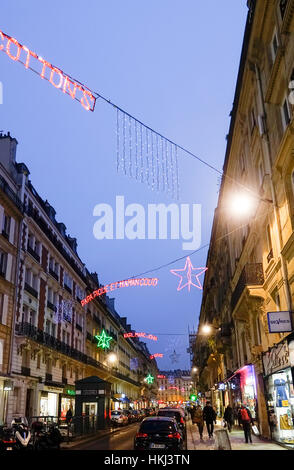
top-left (254, 63), bottom-right (293, 314)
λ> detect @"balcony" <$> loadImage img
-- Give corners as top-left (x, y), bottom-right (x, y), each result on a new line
top-left (64, 284), bottom-right (72, 294)
top-left (24, 282), bottom-right (38, 299)
top-left (47, 301), bottom-right (57, 312)
top-left (49, 268), bottom-right (59, 281)
top-left (0, 174), bottom-right (24, 213)
top-left (27, 245), bottom-right (40, 263)
top-left (25, 205), bottom-right (87, 284)
top-left (231, 263), bottom-right (264, 312)
top-left (15, 322), bottom-right (141, 388)
top-left (267, 249), bottom-right (274, 264)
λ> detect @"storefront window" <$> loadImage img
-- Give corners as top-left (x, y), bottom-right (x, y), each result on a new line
top-left (267, 369), bottom-right (294, 447)
top-left (40, 392), bottom-right (58, 417)
top-left (60, 397), bottom-right (75, 420)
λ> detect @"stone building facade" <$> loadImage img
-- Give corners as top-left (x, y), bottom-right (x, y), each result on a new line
top-left (194, 0), bottom-right (294, 447)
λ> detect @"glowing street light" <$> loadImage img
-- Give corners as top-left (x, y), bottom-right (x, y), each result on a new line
top-left (107, 353), bottom-right (118, 364)
top-left (228, 192), bottom-right (256, 218)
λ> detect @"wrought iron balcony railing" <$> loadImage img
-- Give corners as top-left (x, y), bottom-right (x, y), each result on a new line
top-left (231, 263), bottom-right (264, 312)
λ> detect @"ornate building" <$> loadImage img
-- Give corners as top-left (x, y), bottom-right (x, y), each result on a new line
top-left (194, 0), bottom-right (294, 448)
top-left (0, 132), bottom-right (158, 425)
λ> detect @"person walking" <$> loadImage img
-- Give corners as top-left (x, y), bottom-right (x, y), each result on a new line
top-left (223, 405), bottom-right (234, 432)
top-left (203, 401), bottom-right (217, 438)
top-left (238, 405), bottom-right (253, 444)
top-left (192, 405), bottom-right (204, 441)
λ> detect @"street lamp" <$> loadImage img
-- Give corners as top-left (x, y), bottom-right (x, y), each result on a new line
top-left (200, 324), bottom-right (221, 335)
top-left (107, 353), bottom-right (118, 364)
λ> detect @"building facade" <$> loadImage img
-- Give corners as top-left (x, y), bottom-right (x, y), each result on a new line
top-left (157, 370), bottom-right (192, 406)
top-left (194, 0), bottom-right (294, 449)
top-left (0, 132), bottom-right (158, 426)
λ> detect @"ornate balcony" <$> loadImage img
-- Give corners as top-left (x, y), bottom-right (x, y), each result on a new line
top-left (24, 283), bottom-right (38, 299)
top-left (231, 263), bottom-right (264, 312)
top-left (27, 245), bottom-right (40, 263)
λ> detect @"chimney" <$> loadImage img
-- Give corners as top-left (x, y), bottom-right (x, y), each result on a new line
top-left (58, 222), bottom-right (66, 238)
top-left (0, 132), bottom-right (18, 176)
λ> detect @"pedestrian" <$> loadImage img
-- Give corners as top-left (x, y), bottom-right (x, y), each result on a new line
top-left (238, 404), bottom-right (253, 444)
top-left (66, 407), bottom-right (73, 425)
top-left (203, 401), bottom-right (217, 438)
top-left (192, 405), bottom-right (204, 441)
top-left (223, 405), bottom-right (233, 432)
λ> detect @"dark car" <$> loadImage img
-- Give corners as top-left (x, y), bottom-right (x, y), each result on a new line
top-left (157, 409), bottom-right (186, 437)
top-left (123, 409), bottom-right (136, 423)
top-left (134, 417), bottom-right (183, 451)
top-left (131, 410), bottom-right (141, 422)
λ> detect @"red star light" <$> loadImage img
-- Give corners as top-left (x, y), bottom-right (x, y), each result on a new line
top-left (170, 257), bottom-right (207, 292)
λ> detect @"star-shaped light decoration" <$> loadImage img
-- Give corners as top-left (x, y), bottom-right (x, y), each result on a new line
top-left (95, 329), bottom-right (113, 350)
top-left (170, 257), bottom-right (207, 292)
top-left (169, 350), bottom-right (180, 364)
top-left (145, 374), bottom-right (154, 384)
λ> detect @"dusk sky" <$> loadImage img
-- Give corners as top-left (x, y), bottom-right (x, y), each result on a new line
top-left (1, 1), bottom-right (248, 370)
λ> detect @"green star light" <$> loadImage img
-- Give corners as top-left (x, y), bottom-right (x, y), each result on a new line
top-left (95, 329), bottom-right (113, 350)
top-left (145, 374), bottom-right (154, 384)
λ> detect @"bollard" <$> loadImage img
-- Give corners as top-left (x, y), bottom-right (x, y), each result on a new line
top-left (214, 429), bottom-right (232, 450)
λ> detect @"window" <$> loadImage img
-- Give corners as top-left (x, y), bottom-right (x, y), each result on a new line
top-left (279, 0), bottom-right (288, 19)
top-left (2, 214), bottom-right (11, 238)
top-left (271, 30), bottom-right (279, 62)
top-left (281, 96), bottom-right (291, 129)
top-left (258, 159), bottom-right (265, 188)
top-left (0, 250), bottom-right (7, 277)
top-left (29, 309), bottom-right (36, 326)
top-left (275, 292), bottom-right (281, 311)
top-left (249, 108), bottom-right (256, 134)
top-left (37, 354), bottom-right (41, 369)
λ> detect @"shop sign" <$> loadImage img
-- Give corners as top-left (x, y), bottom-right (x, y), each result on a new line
top-left (263, 341), bottom-right (290, 376)
top-left (267, 311), bottom-right (293, 333)
top-left (66, 389), bottom-right (75, 396)
top-left (43, 385), bottom-right (63, 393)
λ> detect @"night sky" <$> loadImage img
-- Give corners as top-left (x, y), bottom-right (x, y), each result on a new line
top-left (0, 1), bottom-right (248, 370)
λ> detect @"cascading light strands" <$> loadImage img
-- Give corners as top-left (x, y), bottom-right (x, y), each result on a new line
top-left (116, 110), bottom-right (180, 199)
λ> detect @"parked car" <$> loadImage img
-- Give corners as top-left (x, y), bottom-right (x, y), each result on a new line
top-left (122, 409), bottom-right (136, 424)
top-left (131, 410), bottom-right (141, 422)
top-left (157, 408), bottom-right (186, 437)
top-left (134, 417), bottom-right (183, 451)
top-left (110, 411), bottom-right (128, 427)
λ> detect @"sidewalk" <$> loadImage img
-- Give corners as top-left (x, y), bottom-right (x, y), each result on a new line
top-left (187, 419), bottom-right (286, 451)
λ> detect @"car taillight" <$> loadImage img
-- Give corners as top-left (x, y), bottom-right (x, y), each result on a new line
top-left (180, 418), bottom-right (185, 424)
top-left (136, 433), bottom-right (148, 438)
top-left (168, 432), bottom-right (181, 439)
top-left (3, 440), bottom-right (16, 444)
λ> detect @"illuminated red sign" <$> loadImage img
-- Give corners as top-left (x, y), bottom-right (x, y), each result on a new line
top-left (150, 354), bottom-right (163, 360)
top-left (157, 375), bottom-right (166, 379)
top-left (123, 332), bottom-right (158, 341)
top-left (0, 30), bottom-right (96, 111)
top-left (81, 278), bottom-right (159, 307)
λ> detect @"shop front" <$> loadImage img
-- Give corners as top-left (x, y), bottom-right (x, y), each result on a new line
top-left (263, 339), bottom-right (294, 448)
top-left (39, 385), bottom-right (63, 417)
top-left (60, 385), bottom-right (75, 421)
top-left (0, 378), bottom-right (13, 425)
top-left (226, 364), bottom-right (258, 419)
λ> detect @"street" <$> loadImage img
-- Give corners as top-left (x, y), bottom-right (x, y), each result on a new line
top-left (71, 423), bottom-right (140, 451)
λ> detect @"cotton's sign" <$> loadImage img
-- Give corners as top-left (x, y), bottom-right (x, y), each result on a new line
top-left (0, 30), bottom-right (96, 111)
top-left (267, 311), bottom-right (293, 333)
